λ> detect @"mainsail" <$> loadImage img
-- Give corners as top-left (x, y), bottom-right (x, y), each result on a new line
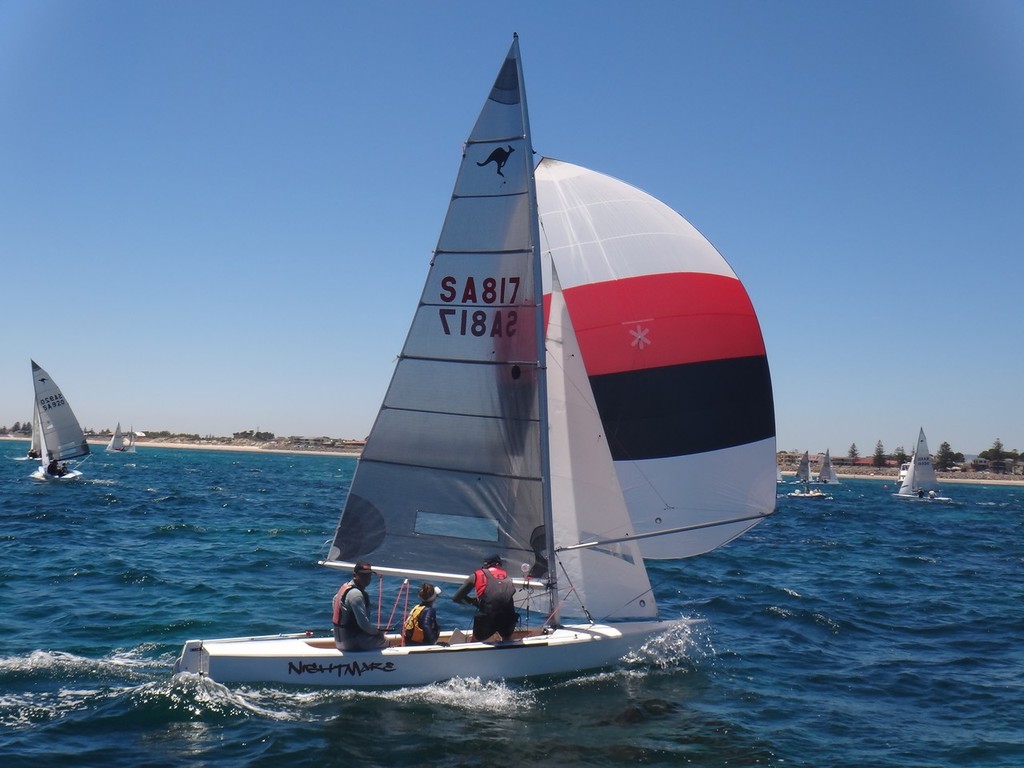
top-left (795, 451), bottom-right (811, 483)
top-left (32, 360), bottom-right (89, 462)
top-left (535, 159), bottom-right (776, 559)
top-left (107, 423), bottom-right (125, 452)
top-left (327, 38), bottom-right (548, 580)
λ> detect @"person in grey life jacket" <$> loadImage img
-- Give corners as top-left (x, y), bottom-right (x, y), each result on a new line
top-left (453, 554), bottom-right (519, 641)
top-left (332, 561), bottom-right (387, 651)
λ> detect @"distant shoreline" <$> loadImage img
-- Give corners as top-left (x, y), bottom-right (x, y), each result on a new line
top-left (788, 470), bottom-right (1024, 487)
top-left (5, 435), bottom-right (1021, 484)
top-left (0, 435), bottom-right (362, 459)
top-left (113, 439), bottom-right (363, 458)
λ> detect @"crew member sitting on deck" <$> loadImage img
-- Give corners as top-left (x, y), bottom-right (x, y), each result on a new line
top-left (332, 562), bottom-right (387, 651)
top-left (404, 582), bottom-right (442, 646)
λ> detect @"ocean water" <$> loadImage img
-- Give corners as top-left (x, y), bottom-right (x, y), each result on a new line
top-left (2, 441), bottom-right (1022, 767)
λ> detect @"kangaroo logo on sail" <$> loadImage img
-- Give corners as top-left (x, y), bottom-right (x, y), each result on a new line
top-left (437, 274), bottom-right (520, 338)
top-left (477, 145), bottom-right (515, 177)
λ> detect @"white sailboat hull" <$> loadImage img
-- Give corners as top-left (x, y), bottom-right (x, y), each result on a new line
top-left (892, 492), bottom-right (953, 504)
top-left (174, 621), bottom-right (666, 688)
top-left (30, 467), bottom-right (84, 481)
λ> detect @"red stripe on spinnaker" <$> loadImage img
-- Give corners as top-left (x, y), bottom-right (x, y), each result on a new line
top-left (551, 272), bottom-right (766, 376)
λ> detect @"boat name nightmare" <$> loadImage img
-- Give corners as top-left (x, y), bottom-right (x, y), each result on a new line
top-left (438, 275), bottom-right (520, 338)
top-left (38, 394), bottom-right (67, 411)
top-left (287, 659), bottom-right (397, 678)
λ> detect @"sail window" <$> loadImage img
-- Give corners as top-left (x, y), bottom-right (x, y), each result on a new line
top-left (414, 511), bottom-right (499, 542)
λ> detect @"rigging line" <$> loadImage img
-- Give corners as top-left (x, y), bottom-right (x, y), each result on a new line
top-left (551, 553), bottom-right (655, 626)
top-left (557, 510), bottom-right (775, 551)
top-left (555, 555), bottom-right (593, 624)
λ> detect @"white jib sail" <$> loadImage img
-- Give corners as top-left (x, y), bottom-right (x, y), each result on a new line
top-left (546, 267), bottom-right (656, 621)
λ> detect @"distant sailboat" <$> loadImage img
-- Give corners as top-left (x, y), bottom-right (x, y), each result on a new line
top-left (29, 360), bottom-right (90, 481)
top-left (106, 423), bottom-right (137, 453)
top-left (13, 406), bottom-right (43, 461)
top-left (816, 449), bottom-right (839, 484)
top-left (794, 451), bottom-right (811, 484)
top-left (894, 428), bottom-right (951, 503)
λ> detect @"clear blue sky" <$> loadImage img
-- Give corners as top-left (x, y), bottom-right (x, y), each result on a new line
top-left (2, 1), bottom-right (1021, 456)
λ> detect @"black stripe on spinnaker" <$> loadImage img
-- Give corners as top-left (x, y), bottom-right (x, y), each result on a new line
top-left (590, 355), bottom-right (775, 461)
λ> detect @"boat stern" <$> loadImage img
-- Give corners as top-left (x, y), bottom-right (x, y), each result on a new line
top-left (174, 640), bottom-right (208, 676)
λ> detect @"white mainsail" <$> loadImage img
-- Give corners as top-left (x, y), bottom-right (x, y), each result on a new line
top-left (107, 423), bottom-right (125, 452)
top-left (32, 360), bottom-right (89, 464)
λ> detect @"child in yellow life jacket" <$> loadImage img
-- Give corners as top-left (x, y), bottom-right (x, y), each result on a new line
top-left (404, 583), bottom-right (442, 645)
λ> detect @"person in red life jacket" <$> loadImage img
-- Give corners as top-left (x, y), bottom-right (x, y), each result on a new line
top-left (404, 582), bottom-right (442, 646)
top-left (452, 554), bottom-right (519, 641)
top-left (332, 561), bottom-right (387, 651)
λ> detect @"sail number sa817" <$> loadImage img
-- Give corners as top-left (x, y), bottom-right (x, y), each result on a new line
top-left (438, 275), bottom-right (522, 338)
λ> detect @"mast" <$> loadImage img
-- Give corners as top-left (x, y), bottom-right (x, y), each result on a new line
top-left (511, 34), bottom-right (558, 623)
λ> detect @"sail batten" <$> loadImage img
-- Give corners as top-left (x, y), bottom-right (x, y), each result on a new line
top-left (355, 457), bottom-right (543, 483)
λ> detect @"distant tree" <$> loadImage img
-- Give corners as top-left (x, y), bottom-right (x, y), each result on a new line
top-left (848, 443), bottom-right (859, 460)
top-left (873, 441), bottom-right (886, 467)
top-left (934, 442), bottom-right (958, 471)
top-left (979, 439), bottom-right (1009, 473)
top-left (12, 421), bottom-right (22, 433)
top-left (979, 438), bottom-right (1006, 462)
top-left (893, 446), bottom-right (908, 465)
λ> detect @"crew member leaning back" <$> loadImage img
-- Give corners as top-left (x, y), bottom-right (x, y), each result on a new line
top-left (332, 561), bottom-right (387, 651)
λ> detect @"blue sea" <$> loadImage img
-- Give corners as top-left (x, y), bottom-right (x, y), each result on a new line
top-left (2, 441), bottom-right (1022, 767)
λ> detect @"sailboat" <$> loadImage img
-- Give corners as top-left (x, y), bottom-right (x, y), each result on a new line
top-left (105, 422), bottom-right (136, 453)
top-left (816, 449), bottom-right (839, 484)
top-left (12, 406), bottom-right (43, 461)
top-left (29, 360), bottom-right (90, 481)
top-left (794, 451), bottom-right (812, 484)
top-left (894, 428), bottom-right (951, 503)
top-left (174, 37), bottom-right (775, 687)
top-left (786, 450), bottom-right (827, 499)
